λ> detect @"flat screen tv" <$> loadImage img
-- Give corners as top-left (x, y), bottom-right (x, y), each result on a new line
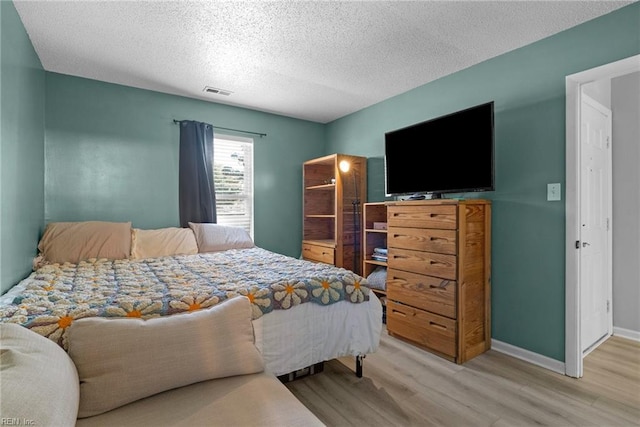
top-left (384, 101), bottom-right (494, 198)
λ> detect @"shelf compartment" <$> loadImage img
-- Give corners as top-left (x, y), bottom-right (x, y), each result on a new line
top-left (303, 217), bottom-right (336, 242)
top-left (305, 183), bottom-right (336, 190)
top-left (363, 202), bottom-right (389, 280)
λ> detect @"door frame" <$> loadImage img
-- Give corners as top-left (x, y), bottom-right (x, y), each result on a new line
top-left (565, 54), bottom-right (640, 378)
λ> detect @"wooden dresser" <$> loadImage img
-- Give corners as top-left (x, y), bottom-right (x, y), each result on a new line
top-left (385, 199), bottom-right (491, 364)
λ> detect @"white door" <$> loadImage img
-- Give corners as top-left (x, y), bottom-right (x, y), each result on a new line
top-left (579, 94), bottom-right (612, 354)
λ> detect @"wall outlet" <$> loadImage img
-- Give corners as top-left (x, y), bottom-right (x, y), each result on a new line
top-left (547, 183), bottom-right (561, 201)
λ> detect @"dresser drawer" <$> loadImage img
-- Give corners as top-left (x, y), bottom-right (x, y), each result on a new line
top-left (302, 243), bottom-right (335, 264)
top-left (387, 268), bottom-right (456, 318)
top-left (387, 227), bottom-right (457, 254)
top-left (388, 247), bottom-right (457, 280)
top-left (388, 205), bottom-right (457, 230)
top-left (387, 301), bottom-right (457, 358)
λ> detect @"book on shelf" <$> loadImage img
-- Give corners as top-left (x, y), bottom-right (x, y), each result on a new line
top-left (371, 254), bottom-right (388, 262)
top-left (373, 247), bottom-right (388, 255)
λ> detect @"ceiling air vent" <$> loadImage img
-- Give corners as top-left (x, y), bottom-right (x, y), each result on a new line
top-left (203, 86), bottom-right (233, 96)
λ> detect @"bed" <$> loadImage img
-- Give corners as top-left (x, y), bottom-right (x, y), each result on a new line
top-left (0, 221), bottom-right (383, 378)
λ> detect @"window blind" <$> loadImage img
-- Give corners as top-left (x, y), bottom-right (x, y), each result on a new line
top-left (213, 135), bottom-right (254, 237)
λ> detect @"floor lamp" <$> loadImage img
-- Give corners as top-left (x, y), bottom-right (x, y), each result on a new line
top-left (339, 159), bottom-right (360, 275)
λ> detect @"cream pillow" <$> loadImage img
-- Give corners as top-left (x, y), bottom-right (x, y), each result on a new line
top-left (0, 324), bottom-right (80, 426)
top-left (38, 221), bottom-right (132, 264)
top-left (130, 227), bottom-right (198, 259)
top-left (188, 222), bottom-right (255, 253)
top-left (67, 296), bottom-right (264, 418)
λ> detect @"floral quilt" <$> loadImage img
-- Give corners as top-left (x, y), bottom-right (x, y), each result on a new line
top-left (0, 247), bottom-right (370, 349)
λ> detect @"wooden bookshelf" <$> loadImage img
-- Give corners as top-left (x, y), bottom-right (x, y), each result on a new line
top-left (302, 154), bottom-right (367, 275)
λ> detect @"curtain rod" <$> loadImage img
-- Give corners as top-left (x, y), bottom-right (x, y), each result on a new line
top-left (172, 119), bottom-right (266, 138)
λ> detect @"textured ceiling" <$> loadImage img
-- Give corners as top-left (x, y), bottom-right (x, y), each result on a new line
top-left (14, 1), bottom-right (634, 123)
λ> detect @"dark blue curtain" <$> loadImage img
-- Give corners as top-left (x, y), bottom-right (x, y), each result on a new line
top-left (178, 120), bottom-right (216, 227)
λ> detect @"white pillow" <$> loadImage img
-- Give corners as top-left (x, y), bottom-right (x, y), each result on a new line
top-left (0, 323), bottom-right (80, 425)
top-left (188, 222), bottom-right (255, 253)
top-left (130, 227), bottom-right (198, 259)
top-left (67, 296), bottom-right (264, 418)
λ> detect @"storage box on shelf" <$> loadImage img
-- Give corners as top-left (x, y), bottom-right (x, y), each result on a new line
top-left (302, 154), bottom-right (367, 275)
top-left (385, 199), bottom-right (491, 364)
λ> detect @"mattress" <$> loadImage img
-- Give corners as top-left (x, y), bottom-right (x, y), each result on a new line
top-left (254, 292), bottom-right (383, 376)
top-left (0, 247), bottom-right (383, 376)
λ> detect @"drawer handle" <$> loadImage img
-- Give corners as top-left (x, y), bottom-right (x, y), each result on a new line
top-left (429, 213), bottom-right (438, 218)
top-left (429, 236), bottom-right (447, 242)
top-left (429, 321), bottom-right (447, 331)
top-left (429, 280), bottom-right (450, 289)
top-left (429, 260), bottom-right (446, 266)
top-left (391, 309), bottom-right (409, 318)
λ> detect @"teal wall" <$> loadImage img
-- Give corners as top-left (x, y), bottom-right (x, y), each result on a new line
top-left (0, 1), bottom-right (45, 294)
top-left (2, 0), bottom-right (639, 362)
top-left (326, 3), bottom-right (640, 361)
top-left (45, 73), bottom-right (325, 258)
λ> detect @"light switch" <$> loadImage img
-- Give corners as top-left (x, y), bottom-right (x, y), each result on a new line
top-left (547, 183), bottom-right (561, 201)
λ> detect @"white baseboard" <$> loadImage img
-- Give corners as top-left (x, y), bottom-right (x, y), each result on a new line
top-left (491, 331), bottom-right (637, 376)
top-left (613, 326), bottom-right (640, 342)
top-left (491, 339), bottom-right (565, 375)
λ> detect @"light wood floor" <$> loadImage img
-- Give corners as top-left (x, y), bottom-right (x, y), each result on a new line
top-left (285, 329), bottom-right (640, 426)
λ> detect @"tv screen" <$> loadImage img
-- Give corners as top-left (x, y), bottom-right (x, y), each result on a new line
top-left (384, 101), bottom-right (494, 197)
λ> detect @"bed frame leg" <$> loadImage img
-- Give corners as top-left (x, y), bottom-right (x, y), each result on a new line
top-left (355, 354), bottom-right (365, 378)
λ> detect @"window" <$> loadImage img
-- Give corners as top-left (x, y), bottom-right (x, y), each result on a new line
top-left (213, 135), bottom-right (254, 238)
